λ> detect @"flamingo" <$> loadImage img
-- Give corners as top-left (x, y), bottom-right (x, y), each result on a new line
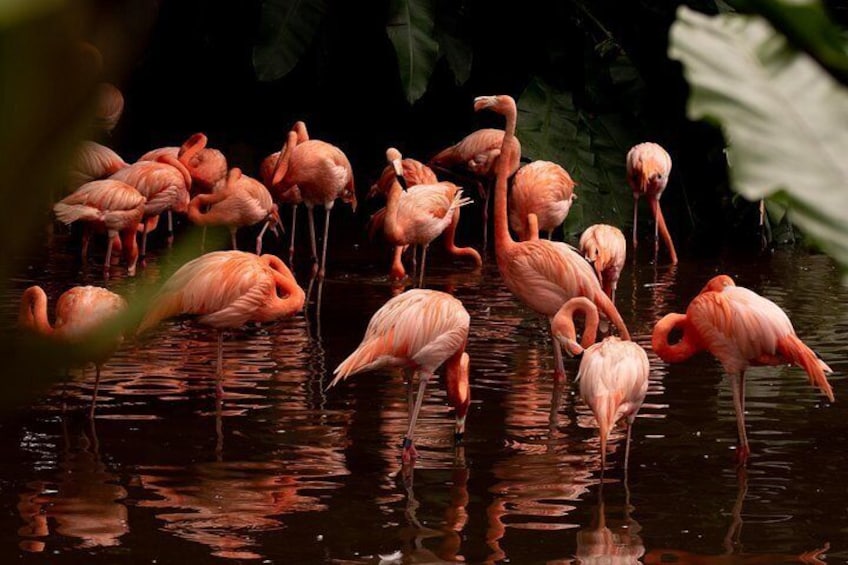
top-left (68, 141), bottom-right (127, 191)
top-left (187, 168), bottom-right (280, 254)
top-left (53, 180), bottom-right (146, 275)
top-left (108, 155), bottom-right (192, 256)
top-left (369, 148), bottom-right (480, 283)
top-left (19, 285), bottom-right (127, 417)
top-left (552, 297), bottom-right (648, 468)
top-left (93, 82), bottom-right (124, 135)
top-left (270, 122), bottom-right (356, 279)
top-left (509, 160), bottom-right (576, 241)
top-left (652, 274), bottom-right (834, 464)
top-left (579, 224), bottom-right (626, 303)
top-left (627, 142), bottom-right (677, 264)
top-left (478, 94), bottom-right (630, 381)
top-left (330, 289), bottom-right (471, 464)
top-left (138, 251), bottom-right (305, 375)
top-left (140, 133), bottom-right (228, 195)
top-left (260, 122), bottom-right (309, 264)
top-left (429, 107), bottom-right (522, 251)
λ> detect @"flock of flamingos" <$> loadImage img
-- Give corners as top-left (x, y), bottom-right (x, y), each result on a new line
top-left (18, 59), bottom-right (837, 472)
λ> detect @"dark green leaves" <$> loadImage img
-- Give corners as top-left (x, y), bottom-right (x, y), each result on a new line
top-left (253, 0), bottom-right (328, 81)
top-left (386, 0), bottom-right (441, 104)
top-left (517, 77), bottom-right (635, 238)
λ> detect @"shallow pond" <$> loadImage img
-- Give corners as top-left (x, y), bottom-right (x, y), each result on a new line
top-left (1, 227), bottom-right (846, 564)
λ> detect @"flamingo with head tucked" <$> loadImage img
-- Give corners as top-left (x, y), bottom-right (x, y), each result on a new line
top-left (330, 289), bottom-right (471, 464)
top-left (68, 141), bottom-right (127, 191)
top-left (552, 297), bottom-right (648, 469)
top-left (652, 274), bottom-right (834, 464)
top-left (140, 133), bottom-right (228, 195)
top-left (478, 94), bottom-right (629, 382)
top-left (627, 142), bottom-right (677, 264)
top-left (19, 285), bottom-right (127, 417)
top-left (509, 160), bottom-right (576, 241)
top-left (579, 224), bottom-right (626, 304)
top-left (270, 122), bottom-right (356, 279)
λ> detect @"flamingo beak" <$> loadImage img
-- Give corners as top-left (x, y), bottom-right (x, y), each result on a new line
top-left (454, 415), bottom-right (466, 443)
top-left (555, 332), bottom-right (583, 358)
top-left (474, 96), bottom-right (496, 112)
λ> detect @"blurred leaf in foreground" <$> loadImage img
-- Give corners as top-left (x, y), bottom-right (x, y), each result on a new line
top-left (669, 6), bottom-right (848, 280)
top-left (253, 0), bottom-right (329, 81)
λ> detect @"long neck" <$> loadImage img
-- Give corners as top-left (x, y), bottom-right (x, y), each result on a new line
top-left (271, 131), bottom-right (297, 187)
top-left (443, 208), bottom-right (482, 266)
top-left (263, 255), bottom-right (306, 316)
top-left (158, 155), bottom-right (192, 191)
top-left (187, 192), bottom-right (227, 225)
top-left (652, 313), bottom-right (701, 363)
top-left (19, 286), bottom-right (52, 336)
top-left (444, 348), bottom-right (470, 417)
top-left (494, 106), bottom-right (517, 255)
top-left (178, 133), bottom-right (207, 165)
top-left (383, 180), bottom-right (405, 243)
top-left (553, 297), bottom-right (599, 348)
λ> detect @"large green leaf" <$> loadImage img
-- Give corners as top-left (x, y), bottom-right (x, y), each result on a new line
top-left (434, 0), bottom-right (472, 85)
top-left (669, 7), bottom-right (848, 278)
top-left (253, 0), bottom-right (328, 82)
top-left (386, 0), bottom-right (440, 104)
top-left (517, 77), bottom-right (635, 239)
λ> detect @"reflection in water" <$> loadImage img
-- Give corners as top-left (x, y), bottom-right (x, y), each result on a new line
top-left (573, 482), bottom-right (644, 564)
top-left (17, 417), bottom-right (128, 552)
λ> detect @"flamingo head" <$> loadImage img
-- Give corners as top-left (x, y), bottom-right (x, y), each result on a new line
top-left (446, 352), bottom-right (471, 442)
top-left (699, 274), bottom-right (736, 295)
top-left (473, 94), bottom-right (517, 116)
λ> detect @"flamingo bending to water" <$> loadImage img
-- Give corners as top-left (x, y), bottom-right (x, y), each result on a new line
top-left (579, 224), bottom-right (626, 303)
top-left (509, 160), bottom-right (576, 241)
top-left (652, 274), bottom-right (834, 463)
top-left (552, 297), bottom-right (648, 468)
top-left (479, 94), bottom-right (629, 381)
top-left (331, 289), bottom-right (471, 464)
top-left (19, 285), bottom-right (126, 417)
top-left (627, 142), bottom-right (677, 264)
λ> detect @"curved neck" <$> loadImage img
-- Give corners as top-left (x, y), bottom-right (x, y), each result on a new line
top-left (444, 348), bottom-right (470, 417)
top-left (383, 180), bottom-right (405, 243)
top-left (19, 286), bottom-right (52, 336)
top-left (494, 106), bottom-right (517, 255)
top-left (263, 255), bottom-right (305, 316)
top-left (187, 192), bottom-right (227, 225)
top-left (158, 155), bottom-right (192, 191)
top-left (178, 133), bottom-right (207, 165)
top-left (553, 297), bottom-right (599, 348)
top-left (652, 313), bottom-right (700, 363)
top-left (293, 121), bottom-right (309, 143)
top-left (271, 131), bottom-right (298, 187)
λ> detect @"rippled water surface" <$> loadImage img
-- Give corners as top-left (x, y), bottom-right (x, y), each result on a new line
top-left (2, 230), bottom-right (846, 564)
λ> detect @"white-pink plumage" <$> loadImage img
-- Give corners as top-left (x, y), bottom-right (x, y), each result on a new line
top-left (509, 160), bottom-right (576, 240)
top-left (579, 224), bottom-right (626, 303)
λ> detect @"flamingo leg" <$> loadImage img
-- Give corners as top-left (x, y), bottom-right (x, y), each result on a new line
top-left (632, 196), bottom-right (639, 249)
top-left (289, 205), bottom-right (297, 265)
top-left (103, 230), bottom-right (116, 275)
top-left (411, 245), bottom-right (418, 276)
top-left (167, 210), bottom-right (174, 246)
top-left (319, 207), bottom-right (331, 280)
top-left (481, 183), bottom-right (490, 253)
top-left (307, 206), bottom-right (318, 268)
top-left (551, 327), bottom-right (566, 383)
top-left (624, 420), bottom-right (633, 473)
top-left (418, 244), bottom-right (429, 288)
top-left (256, 220), bottom-right (271, 255)
top-left (649, 197), bottom-right (678, 265)
top-left (547, 230), bottom-right (553, 241)
top-left (403, 371), bottom-right (431, 464)
top-left (201, 226), bottom-right (207, 253)
top-left (730, 372), bottom-right (750, 464)
top-left (141, 220), bottom-right (149, 258)
top-left (89, 363), bottom-right (101, 420)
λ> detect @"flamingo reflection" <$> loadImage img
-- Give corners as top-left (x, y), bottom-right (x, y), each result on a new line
top-left (573, 482), bottom-right (644, 564)
top-left (18, 416), bottom-right (128, 552)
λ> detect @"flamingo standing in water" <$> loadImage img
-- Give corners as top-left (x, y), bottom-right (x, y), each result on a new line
top-left (579, 224), bottom-right (626, 303)
top-left (652, 274), bottom-right (834, 463)
top-left (270, 123), bottom-right (356, 279)
top-left (68, 141), bottom-right (127, 191)
top-left (187, 168), bottom-right (280, 254)
top-left (19, 285), bottom-right (127, 417)
top-left (109, 155), bottom-right (192, 256)
top-left (138, 251), bottom-right (305, 375)
top-left (509, 161), bottom-right (576, 241)
top-left (552, 297), bottom-right (648, 468)
top-left (429, 107), bottom-right (522, 251)
top-left (140, 133), bottom-right (228, 195)
top-left (260, 122), bottom-right (309, 264)
top-left (369, 148), bottom-right (480, 283)
top-left (627, 142), bottom-right (677, 264)
top-left (53, 180), bottom-right (146, 275)
top-left (479, 94), bottom-right (629, 381)
top-left (331, 289), bottom-right (471, 464)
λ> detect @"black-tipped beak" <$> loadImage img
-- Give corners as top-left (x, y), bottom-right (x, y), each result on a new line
top-left (454, 431), bottom-right (464, 443)
top-left (397, 175), bottom-right (408, 190)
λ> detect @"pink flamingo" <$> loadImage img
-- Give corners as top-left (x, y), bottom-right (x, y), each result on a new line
top-left (19, 285), bottom-right (127, 416)
top-left (53, 180), bottom-right (146, 275)
top-left (652, 274), bottom-right (834, 463)
top-left (68, 141), bottom-right (127, 191)
top-left (138, 251), bottom-right (305, 375)
top-left (479, 94), bottom-right (629, 381)
top-left (509, 161), bottom-right (576, 241)
top-left (140, 133), bottom-right (228, 195)
top-left (579, 224), bottom-right (626, 303)
top-left (187, 168), bottom-right (280, 254)
top-left (93, 83), bottom-right (124, 135)
top-left (260, 122), bottom-right (309, 264)
top-left (109, 155), bottom-right (192, 256)
top-left (552, 297), bottom-right (648, 468)
top-left (330, 289), bottom-right (471, 464)
top-left (270, 123), bottom-right (356, 279)
top-left (627, 142), bottom-right (677, 264)
top-left (369, 148), bottom-right (480, 283)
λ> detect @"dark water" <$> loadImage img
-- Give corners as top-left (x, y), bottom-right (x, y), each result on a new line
top-left (1, 229), bottom-right (846, 564)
